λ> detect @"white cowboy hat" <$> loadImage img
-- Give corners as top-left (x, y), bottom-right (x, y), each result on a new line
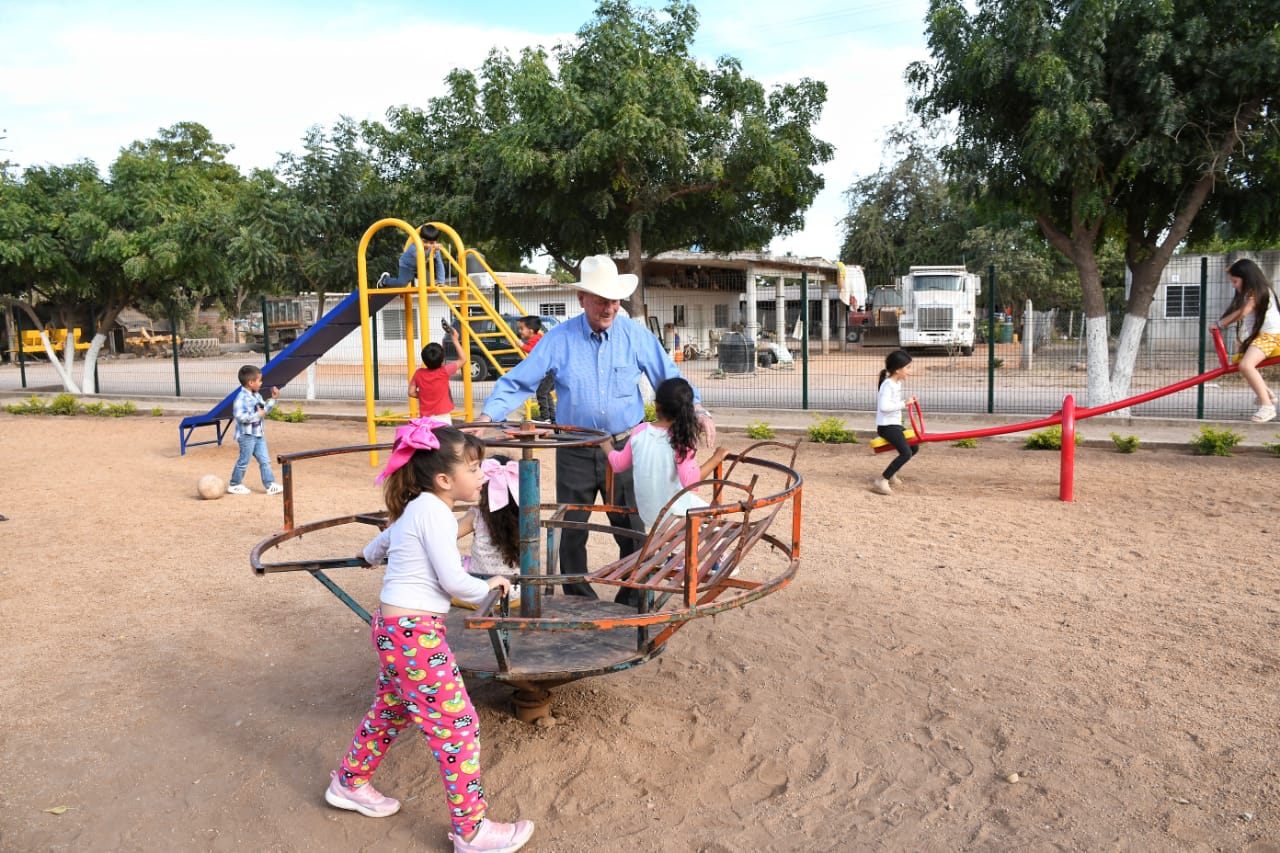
top-left (571, 255), bottom-right (638, 301)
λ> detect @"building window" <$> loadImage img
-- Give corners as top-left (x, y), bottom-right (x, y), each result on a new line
top-left (713, 304), bottom-right (729, 327)
top-left (381, 308), bottom-right (406, 339)
top-left (672, 305), bottom-right (686, 326)
top-left (1165, 285), bottom-right (1200, 319)
top-left (539, 303), bottom-right (566, 317)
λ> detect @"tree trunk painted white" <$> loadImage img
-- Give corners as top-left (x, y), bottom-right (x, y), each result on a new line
top-left (36, 333), bottom-right (82, 394)
top-left (1085, 316), bottom-right (1111, 407)
top-left (1109, 313), bottom-right (1147, 406)
top-left (80, 335), bottom-right (107, 395)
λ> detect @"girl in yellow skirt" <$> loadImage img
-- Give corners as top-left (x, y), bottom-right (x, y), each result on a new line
top-left (1219, 258), bottom-right (1280, 423)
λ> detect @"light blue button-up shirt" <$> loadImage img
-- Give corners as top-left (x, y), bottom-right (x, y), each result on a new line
top-left (481, 313), bottom-right (696, 435)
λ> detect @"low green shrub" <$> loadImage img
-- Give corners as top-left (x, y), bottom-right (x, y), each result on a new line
top-left (1024, 426), bottom-right (1082, 450)
top-left (268, 404), bottom-right (306, 423)
top-left (5, 394), bottom-right (134, 417)
top-left (807, 415), bottom-right (857, 444)
top-left (952, 437), bottom-right (978, 448)
top-left (1189, 425), bottom-right (1243, 457)
top-left (1109, 432), bottom-right (1141, 453)
top-left (643, 402), bottom-right (656, 423)
top-left (48, 393), bottom-right (80, 415)
top-left (745, 421), bottom-right (775, 440)
top-left (5, 395), bottom-right (48, 415)
top-left (151, 406), bottom-right (164, 416)
top-left (1263, 435), bottom-right (1280, 457)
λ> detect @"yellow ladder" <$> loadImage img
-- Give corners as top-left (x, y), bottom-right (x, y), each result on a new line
top-left (432, 247), bottom-right (533, 381)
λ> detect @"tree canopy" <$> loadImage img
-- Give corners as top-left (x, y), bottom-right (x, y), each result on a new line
top-left (0, 1), bottom-right (838, 389)
top-left (908, 0), bottom-right (1280, 403)
top-left (385, 0), bottom-right (833, 310)
top-left (840, 123), bottom-right (1116, 310)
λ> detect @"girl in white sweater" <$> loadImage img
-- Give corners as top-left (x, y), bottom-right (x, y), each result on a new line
top-left (873, 350), bottom-right (919, 496)
top-left (325, 420), bottom-right (533, 853)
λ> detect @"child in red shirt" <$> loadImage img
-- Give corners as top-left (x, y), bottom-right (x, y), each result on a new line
top-left (516, 316), bottom-right (555, 424)
top-left (410, 323), bottom-right (466, 423)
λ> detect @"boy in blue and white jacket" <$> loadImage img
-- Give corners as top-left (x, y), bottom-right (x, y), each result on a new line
top-left (227, 364), bottom-right (282, 495)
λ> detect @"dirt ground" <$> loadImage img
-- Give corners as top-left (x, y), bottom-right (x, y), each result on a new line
top-left (1, 414), bottom-right (1278, 852)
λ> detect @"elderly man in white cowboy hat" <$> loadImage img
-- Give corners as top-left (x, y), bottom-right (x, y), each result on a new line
top-left (477, 254), bottom-right (715, 602)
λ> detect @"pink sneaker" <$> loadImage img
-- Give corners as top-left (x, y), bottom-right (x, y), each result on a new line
top-left (324, 771), bottom-right (401, 818)
top-left (450, 818), bottom-right (535, 853)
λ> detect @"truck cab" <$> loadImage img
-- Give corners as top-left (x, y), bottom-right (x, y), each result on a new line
top-left (895, 266), bottom-right (981, 355)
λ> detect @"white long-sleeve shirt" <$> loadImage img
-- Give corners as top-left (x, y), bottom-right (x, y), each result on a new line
top-left (876, 377), bottom-right (906, 427)
top-left (364, 491), bottom-right (491, 613)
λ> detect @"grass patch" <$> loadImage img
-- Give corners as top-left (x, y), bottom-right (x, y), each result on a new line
top-left (807, 415), bottom-right (857, 444)
top-left (266, 404), bottom-right (307, 423)
top-left (1109, 432), bottom-right (1141, 453)
top-left (1024, 426), bottom-right (1082, 450)
top-left (5, 394), bottom-right (136, 417)
top-left (1189, 425), bottom-right (1243, 457)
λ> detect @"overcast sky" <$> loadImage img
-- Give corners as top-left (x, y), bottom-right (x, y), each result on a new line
top-left (0, 0), bottom-right (932, 260)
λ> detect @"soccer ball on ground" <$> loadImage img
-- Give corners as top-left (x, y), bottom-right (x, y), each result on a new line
top-left (197, 474), bottom-right (225, 500)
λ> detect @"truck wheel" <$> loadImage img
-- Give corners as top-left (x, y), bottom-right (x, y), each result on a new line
top-left (471, 358), bottom-right (490, 382)
top-left (758, 350), bottom-right (776, 367)
top-left (962, 346), bottom-right (974, 357)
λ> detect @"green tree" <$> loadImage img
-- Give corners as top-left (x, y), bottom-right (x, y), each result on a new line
top-left (909, 0), bottom-right (1280, 405)
top-left (393, 0), bottom-right (833, 315)
top-left (83, 122), bottom-right (245, 392)
top-left (274, 119), bottom-right (393, 315)
top-left (839, 124), bottom-right (971, 289)
top-left (0, 159), bottom-right (116, 390)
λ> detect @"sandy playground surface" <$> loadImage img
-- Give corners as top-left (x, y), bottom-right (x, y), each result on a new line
top-left (1, 413), bottom-right (1278, 852)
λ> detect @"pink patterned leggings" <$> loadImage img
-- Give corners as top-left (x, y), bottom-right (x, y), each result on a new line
top-left (334, 609), bottom-right (487, 836)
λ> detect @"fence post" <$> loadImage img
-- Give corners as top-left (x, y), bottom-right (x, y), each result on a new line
top-left (1197, 256), bottom-right (1208, 419)
top-left (801, 271), bottom-right (809, 410)
top-left (371, 309), bottom-right (380, 401)
top-left (170, 300), bottom-right (181, 397)
top-left (987, 264), bottom-right (996, 413)
top-left (1021, 299), bottom-right (1034, 369)
top-left (13, 308), bottom-right (26, 388)
top-left (260, 296), bottom-right (272, 365)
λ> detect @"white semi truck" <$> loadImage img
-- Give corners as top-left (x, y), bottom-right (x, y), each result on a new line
top-left (894, 265), bottom-right (982, 355)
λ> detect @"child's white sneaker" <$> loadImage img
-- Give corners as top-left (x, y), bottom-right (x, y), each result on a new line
top-left (450, 818), bottom-right (534, 853)
top-left (266, 483), bottom-right (283, 495)
top-left (226, 483), bottom-right (251, 495)
top-left (324, 771), bottom-right (400, 818)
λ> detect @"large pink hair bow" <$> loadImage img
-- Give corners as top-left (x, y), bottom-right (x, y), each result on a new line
top-left (376, 418), bottom-right (442, 484)
top-left (481, 457), bottom-right (520, 511)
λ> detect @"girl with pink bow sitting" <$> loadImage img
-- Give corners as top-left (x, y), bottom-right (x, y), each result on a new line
top-left (325, 418), bottom-right (535, 853)
top-left (457, 455), bottom-right (522, 580)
